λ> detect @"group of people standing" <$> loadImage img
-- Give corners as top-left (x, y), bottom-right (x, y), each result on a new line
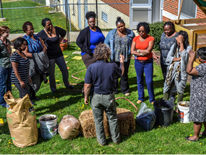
top-left (77, 11), bottom-right (160, 145)
top-left (0, 10), bottom-right (206, 144)
top-left (78, 11), bottom-right (206, 144)
top-left (0, 18), bottom-right (74, 107)
top-left (77, 12), bottom-right (155, 104)
top-left (77, 11), bottom-right (182, 105)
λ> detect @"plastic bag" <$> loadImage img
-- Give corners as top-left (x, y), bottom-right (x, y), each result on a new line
top-left (136, 102), bottom-right (156, 130)
top-left (4, 91), bottom-right (38, 148)
top-left (58, 115), bottom-right (80, 140)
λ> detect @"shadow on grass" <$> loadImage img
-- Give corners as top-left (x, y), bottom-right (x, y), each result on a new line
top-left (0, 122), bottom-right (10, 135)
top-left (37, 81), bottom-right (84, 100)
top-left (128, 77), bottom-right (164, 93)
top-left (68, 45), bottom-right (78, 51)
top-left (35, 95), bottom-right (82, 116)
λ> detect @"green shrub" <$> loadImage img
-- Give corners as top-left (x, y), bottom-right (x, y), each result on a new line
top-left (149, 21), bottom-right (165, 51)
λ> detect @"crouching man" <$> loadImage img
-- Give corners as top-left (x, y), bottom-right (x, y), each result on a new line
top-left (84, 43), bottom-right (124, 146)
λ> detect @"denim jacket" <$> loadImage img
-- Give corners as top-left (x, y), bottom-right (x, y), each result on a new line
top-left (104, 28), bottom-right (135, 61)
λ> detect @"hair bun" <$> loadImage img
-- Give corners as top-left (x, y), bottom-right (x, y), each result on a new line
top-left (117, 17), bottom-right (121, 21)
top-left (86, 11), bottom-right (96, 20)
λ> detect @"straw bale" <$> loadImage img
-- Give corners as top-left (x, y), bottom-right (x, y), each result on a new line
top-left (116, 108), bottom-right (135, 135)
top-left (79, 110), bottom-right (110, 138)
top-left (79, 108), bottom-right (135, 138)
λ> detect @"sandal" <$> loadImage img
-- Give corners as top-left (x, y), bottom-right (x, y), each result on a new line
top-left (185, 136), bottom-right (199, 142)
top-left (199, 131), bottom-right (206, 137)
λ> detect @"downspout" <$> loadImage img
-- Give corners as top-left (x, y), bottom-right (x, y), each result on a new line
top-left (160, 0), bottom-right (164, 21)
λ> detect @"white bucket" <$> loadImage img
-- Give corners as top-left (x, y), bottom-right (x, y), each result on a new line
top-left (178, 101), bottom-right (190, 123)
top-left (39, 114), bottom-right (58, 139)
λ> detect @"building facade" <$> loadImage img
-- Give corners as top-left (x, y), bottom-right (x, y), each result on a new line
top-left (58, 0), bottom-right (129, 30)
top-left (162, 0), bottom-right (206, 21)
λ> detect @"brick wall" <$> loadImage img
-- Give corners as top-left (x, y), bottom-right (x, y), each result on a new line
top-left (163, 0), bottom-right (206, 21)
top-left (101, 0), bottom-right (129, 16)
top-left (164, 0), bottom-right (179, 16)
top-left (196, 6), bottom-right (206, 18)
top-left (162, 16), bottom-right (171, 21)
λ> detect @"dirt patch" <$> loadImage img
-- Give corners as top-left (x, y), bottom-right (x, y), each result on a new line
top-left (153, 51), bottom-right (191, 84)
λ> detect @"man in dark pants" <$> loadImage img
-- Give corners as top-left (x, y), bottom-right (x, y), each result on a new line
top-left (84, 43), bottom-right (124, 146)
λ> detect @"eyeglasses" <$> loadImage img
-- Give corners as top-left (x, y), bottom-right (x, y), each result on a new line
top-left (46, 23), bottom-right (52, 26)
top-left (27, 28), bottom-right (34, 31)
top-left (139, 30), bottom-right (145, 33)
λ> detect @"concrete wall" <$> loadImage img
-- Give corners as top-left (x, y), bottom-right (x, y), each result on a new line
top-left (58, 0), bottom-right (129, 30)
top-left (94, 0), bottom-right (129, 29)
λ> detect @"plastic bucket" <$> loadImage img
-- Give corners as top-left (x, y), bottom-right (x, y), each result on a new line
top-left (154, 100), bottom-right (175, 126)
top-left (39, 114), bottom-right (58, 139)
top-left (177, 101), bottom-right (190, 123)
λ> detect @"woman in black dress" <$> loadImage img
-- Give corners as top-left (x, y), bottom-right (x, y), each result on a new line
top-left (38, 18), bottom-right (73, 93)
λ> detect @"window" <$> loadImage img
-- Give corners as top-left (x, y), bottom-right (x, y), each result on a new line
top-left (180, 0), bottom-right (196, 18)
top-left (133, 0), bottom-right (149, 4)
top-left (102, 11), bottom-right (108, 23)
top-left (133, 9), bottom-right (149, 22)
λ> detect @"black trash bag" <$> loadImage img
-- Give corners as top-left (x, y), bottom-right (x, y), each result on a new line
top-left (136, 102), bottom-right (156, 130)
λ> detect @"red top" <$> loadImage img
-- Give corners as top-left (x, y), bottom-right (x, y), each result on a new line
top-left (133, 35), bottom-right (155, 60)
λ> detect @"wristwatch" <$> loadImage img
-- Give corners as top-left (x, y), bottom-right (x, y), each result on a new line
top-left (137, 49), bottom-right (140, 53)
top-left (180, 42), bottom-right (183, 44)
top-left (140, 53), bottom-right (143, 56)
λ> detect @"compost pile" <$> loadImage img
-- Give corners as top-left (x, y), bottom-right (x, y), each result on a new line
top-left (40, 116), bottom-right (56, 121)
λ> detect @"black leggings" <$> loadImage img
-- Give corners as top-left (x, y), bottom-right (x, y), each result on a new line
top-left (110, 60), bottom-right (130, 94)
top-left (161, 63), bottom-right (167, 81)
top-left (30, 86), bottom-right (36, 99)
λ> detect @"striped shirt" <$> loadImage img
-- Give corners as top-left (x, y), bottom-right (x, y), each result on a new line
top-left (11, 52), bottom-right (30, 84)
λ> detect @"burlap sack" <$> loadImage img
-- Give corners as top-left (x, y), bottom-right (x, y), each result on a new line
top-left (4, 91), bottom-right (38, 148)
top-left (58, 115), bottom-right (80, 140)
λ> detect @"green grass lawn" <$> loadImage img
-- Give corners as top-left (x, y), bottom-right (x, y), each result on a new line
top-left (1, 0), bottom-right (76, 33)
top-left (0, 43), bottom-right (205, 154)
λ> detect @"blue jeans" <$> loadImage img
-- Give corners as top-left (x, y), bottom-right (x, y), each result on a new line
top-left (135, 59), bottom-right (155, 103)
top-left (0, 67), bottom-right (12, 107)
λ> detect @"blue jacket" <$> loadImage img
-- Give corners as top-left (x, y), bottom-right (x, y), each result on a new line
top-left (104, 28), bottom-right (135, 61)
